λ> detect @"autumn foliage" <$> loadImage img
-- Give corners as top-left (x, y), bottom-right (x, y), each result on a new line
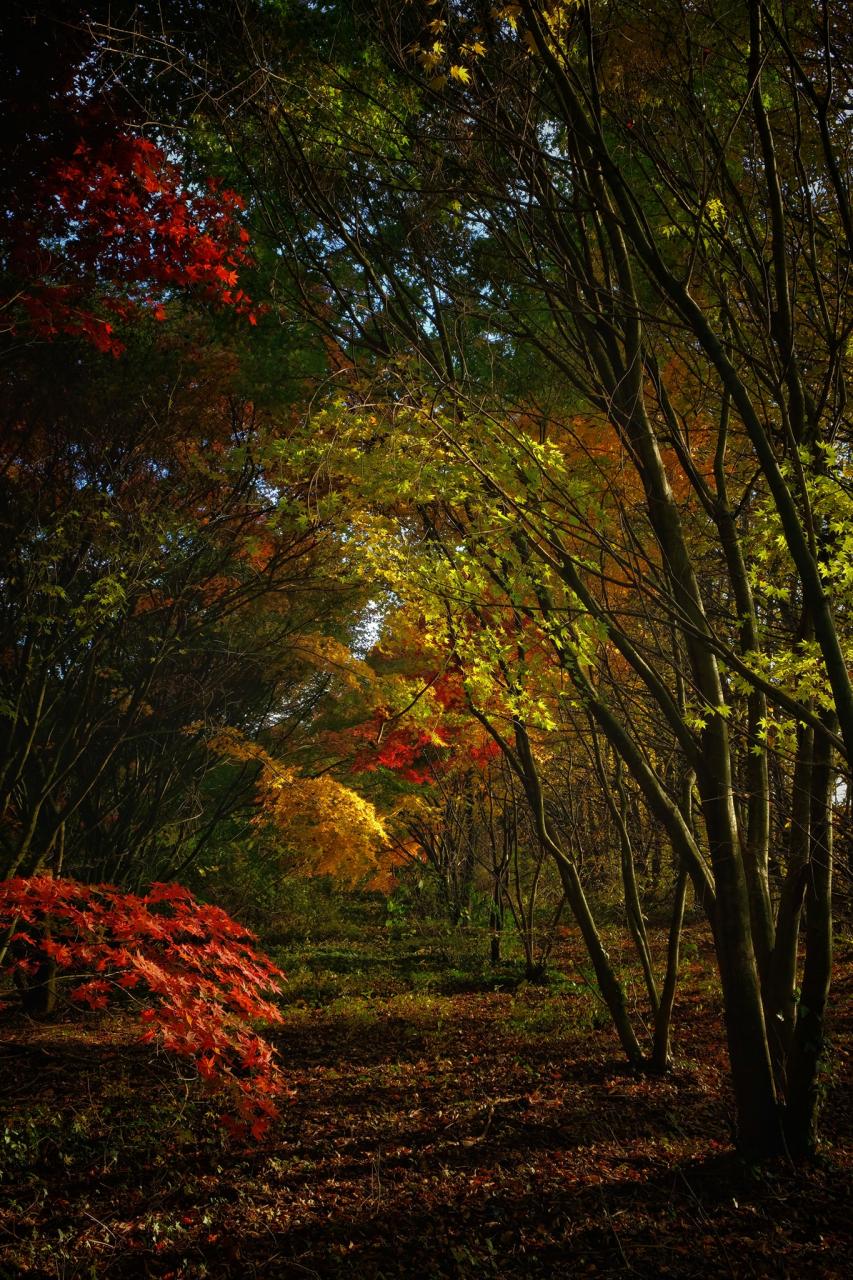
top-left (350, 715), bottom-right (446, 785)
top-left (346, 666), bottom-right (500, 787)
top-left (3, 130), bottom-right (255, 355)
top-left (0, 878), bottom-right (286, 1138)
top-left (204, 727), bottom-right (391, 886)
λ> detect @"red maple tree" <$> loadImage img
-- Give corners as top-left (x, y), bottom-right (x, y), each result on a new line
top-left (3, 129), bottom-right (255, 355)
top-left (0, 877), bottom-right (287, 1139)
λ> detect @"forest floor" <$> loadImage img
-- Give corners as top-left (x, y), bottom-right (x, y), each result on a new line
top-left (0, 913), bottom-right (851, 1278)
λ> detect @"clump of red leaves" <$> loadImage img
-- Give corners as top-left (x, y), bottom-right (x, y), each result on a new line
top-left (0, 877), bottom-right (286, 1139)
top-left (350, 715), bottom-right (444, 785)
top-left (348, 677), bottom-right (501, 786)
top-left (5, 132), bottom-right (255, 355)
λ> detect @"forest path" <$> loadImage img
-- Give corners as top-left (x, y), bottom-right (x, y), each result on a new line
top-left (0, 926), bottom-right (851, 1277)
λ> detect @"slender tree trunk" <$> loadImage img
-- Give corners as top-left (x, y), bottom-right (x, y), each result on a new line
top-left (741, 686), bottom-right (774, 981)
top-left (784, 717), bottom-right (835, 1156)
top-left (709, 414), bottom-right (774, 979)
top-left (489, 881), bottom-right (503, 966)
top-left (552, 853), bottom-right (643, 1065)
top-left (652, 863), bottom-right (688, 1072)
top-left (652, 767), bottom-right (694, 1072)
top-left (697, 743), bottom-right (784, 1158)
top-left (591, 730), bottom-right (659, 1013)
top-left (612, 757), bottom-right (658, 1013)
top-left (0, 919), bottom-right (18, 969)
top-left (514, 723), bottom-right (644, 1066)
top-left (767, 721), bottom-right (813, 1088)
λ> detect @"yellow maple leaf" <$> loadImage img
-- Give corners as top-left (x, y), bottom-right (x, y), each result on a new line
top-left (492, 4), bottom-right (521, 30)
top-left (418, 40), bottom-right (445, 72)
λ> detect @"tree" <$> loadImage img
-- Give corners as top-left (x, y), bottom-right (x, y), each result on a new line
top-left (0, 5), bottom-right (365, 887)
top-left (0, 876), bottom-right (286, 1138)
top-left (0, 0), bottom-right (256, 356)
top-left (204, 723), bottom-right (392, 887)
top-left (0, 324), bottom-right (363, 885)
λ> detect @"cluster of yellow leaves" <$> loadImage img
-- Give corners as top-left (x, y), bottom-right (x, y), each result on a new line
top-left (202, 724), bottom-right (270, 767)
top-left (661, 195), bottom-right (729, 242)
top-left (203, 726), bottom-right (389, 885)
top-left (256, 767), bottom-right (388, 886)
top-left (494, 4), bottom-right (522, 30)
top-left (522, 2), bottom-right (583, 57)
top-left (410, 0), bottom-right (583, 86)
top-left (410, 6), bottom-right (489, 91)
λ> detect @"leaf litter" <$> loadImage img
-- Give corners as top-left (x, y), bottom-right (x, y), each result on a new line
top-left (0, 926), bottom-right (851, 1278)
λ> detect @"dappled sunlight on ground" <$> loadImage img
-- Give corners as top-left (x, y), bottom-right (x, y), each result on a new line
top-left (1, 926), bottom-right (851, 1277)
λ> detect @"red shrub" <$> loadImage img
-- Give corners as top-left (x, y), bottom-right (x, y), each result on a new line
top-left (0, 877), bottom-right (286, 1139)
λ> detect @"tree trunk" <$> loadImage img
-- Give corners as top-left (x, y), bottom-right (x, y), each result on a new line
top-left (611, 756), bottom-right (659, 1014)
top-left (698, 751), bottom-right (784, 1158)
top-left (652, 862), bottom-right (688, 1072)
top-left (552, 853), bottom-right (644, 1065)
top-left (514, 723), bottom-right (644, 1066)
top-left (784, 717), bottom-right (835, 1156)
top-left (767, 721), bottom-right (813, 1088)
top-left (652, 768), bottom-right (694, 1072)
top-left (489, 882), bottom-right (503, 967)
